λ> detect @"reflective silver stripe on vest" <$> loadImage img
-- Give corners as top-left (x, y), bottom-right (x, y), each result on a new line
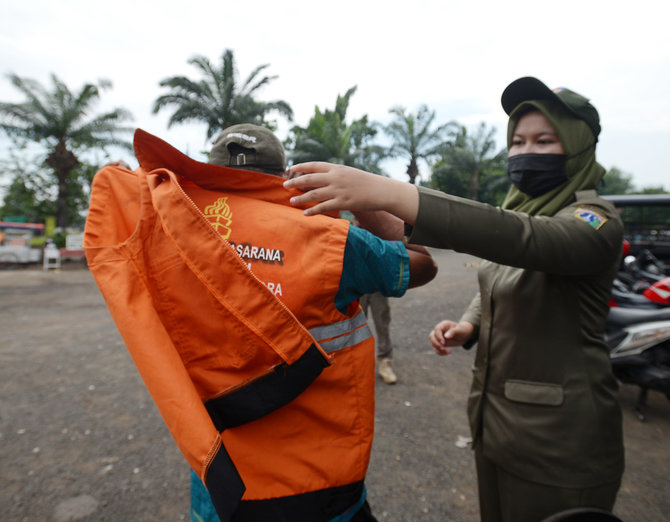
top-left (308, 310), bottom-right (373, 354)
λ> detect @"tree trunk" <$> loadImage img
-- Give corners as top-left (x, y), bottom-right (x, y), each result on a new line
top-left (468, 169), bottom-right (480, 201)
top-left (406, 157), bottom-right (419, 185)
top-left (46, 141), bottom-right (79, 228)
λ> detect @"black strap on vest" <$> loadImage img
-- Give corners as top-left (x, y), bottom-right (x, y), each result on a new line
top-left (205, 444), bottom-right (246, 522)
top-left (204, 343), bottom-right (329, 431)
top-left (232, 481), bottom-right (366, 522)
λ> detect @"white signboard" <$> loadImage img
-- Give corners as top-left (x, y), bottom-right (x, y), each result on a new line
top-left (65, 233), bottom-right (84, 250)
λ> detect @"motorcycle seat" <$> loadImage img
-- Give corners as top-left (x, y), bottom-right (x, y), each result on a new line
top-left (607, 306), bottom-right (670, 327)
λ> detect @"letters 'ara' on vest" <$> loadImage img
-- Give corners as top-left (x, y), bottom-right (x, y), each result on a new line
top-left (83, 129), bottom-right (375, 521)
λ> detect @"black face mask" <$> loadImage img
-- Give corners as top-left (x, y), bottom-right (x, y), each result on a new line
top-left (507, 153), bottom-right (568, 198)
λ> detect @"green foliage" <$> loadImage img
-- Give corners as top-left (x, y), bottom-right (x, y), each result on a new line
top-left (599, 167), bottom-right (635, 195)
top-left (600, 166), bottom-right (668, 195)
top-left (0, 73), bottom-right (133, 227)
top-left (384, 105), bottom-right (455, 184)
top-left (153, 49), bottom-right (293, 140)
top-left (288, 86), bottom-right (386, 173)
top-left (0, 152), bottom-right (98, 228)
top-left (51, 231), bottom-right (67, 248)
top-left (637, 186), bottom-right (668, 195)
top-left (1, 173), bottom-right (51, 224)
top-left (477, 171), bottom-right (512, 206)
top-left (430, 122), bottom-right (508, 204)
top-left (1, 148), bottom-right (54, 222)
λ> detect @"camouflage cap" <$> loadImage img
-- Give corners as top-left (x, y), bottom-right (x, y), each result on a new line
top-left (210, 124), bottom-right (286, 175)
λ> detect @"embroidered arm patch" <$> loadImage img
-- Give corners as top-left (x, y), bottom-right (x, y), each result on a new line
top-left (573, 207), bottom-right (607, 230)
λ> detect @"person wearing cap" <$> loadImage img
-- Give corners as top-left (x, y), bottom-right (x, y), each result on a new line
top-left (209, 123), bottom-right (288, 175)
top-left (189, 123), bottom-right (437, 522)
top-left (284, 78), bottom-right (624, 521)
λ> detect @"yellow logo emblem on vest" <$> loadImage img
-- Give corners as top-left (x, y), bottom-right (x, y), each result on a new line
top-left (204, 197), bottom-right (232, 239)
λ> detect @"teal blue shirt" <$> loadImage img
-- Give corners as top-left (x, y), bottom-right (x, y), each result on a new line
top-left (335, 225), bottom-right (410, 313)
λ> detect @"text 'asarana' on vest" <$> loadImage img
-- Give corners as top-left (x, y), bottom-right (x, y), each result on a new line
top-left (229, 242), bottom-right (285, 265)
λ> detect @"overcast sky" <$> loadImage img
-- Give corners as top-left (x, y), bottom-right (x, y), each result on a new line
top-left (1, 0), bottom-right (669, 188)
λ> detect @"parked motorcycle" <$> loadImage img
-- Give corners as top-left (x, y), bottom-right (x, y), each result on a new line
top-left (610, 244), bottom-right (670, 309)
top-left (610, 276), bottom-right (670, 309)
top-left (605, 306), bottom-right (670, 420)
top-left (617, 247), bottom-right (668, 293)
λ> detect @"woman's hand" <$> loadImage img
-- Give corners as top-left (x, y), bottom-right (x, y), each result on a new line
top-left (429, 320), bottom-right (475, 356)
top-left (284, 162), bottom-right (419, 224)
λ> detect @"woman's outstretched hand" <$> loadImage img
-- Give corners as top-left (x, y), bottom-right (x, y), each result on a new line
top-left (284, 162), bottom-right (419, 225)
top-left (429, 320), bottom-right (475, 356)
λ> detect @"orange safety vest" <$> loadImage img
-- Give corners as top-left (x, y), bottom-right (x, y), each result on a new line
top-left (84, 129), bottom-right (376, 521)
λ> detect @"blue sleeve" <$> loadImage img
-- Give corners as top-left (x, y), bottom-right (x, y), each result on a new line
top-left (190, 470), bottom-right (220, 522)
top-left (335, 225), bottom-right (410, 313)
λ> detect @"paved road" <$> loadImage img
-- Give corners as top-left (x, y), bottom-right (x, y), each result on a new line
top-left (1, 250), bottom-right (668, 521)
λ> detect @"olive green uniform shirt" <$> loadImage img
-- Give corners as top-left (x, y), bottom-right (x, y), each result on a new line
top-left (408, 186), bottom-right (624, 488)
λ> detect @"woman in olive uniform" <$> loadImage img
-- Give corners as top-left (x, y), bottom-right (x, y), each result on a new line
top-left (284, 77), bottom-right (625, 522)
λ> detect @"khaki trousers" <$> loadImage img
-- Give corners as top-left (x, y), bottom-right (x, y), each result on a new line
top-left (360, 292), bottom-right (392, 360)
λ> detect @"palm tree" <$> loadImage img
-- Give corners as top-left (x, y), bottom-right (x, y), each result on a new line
top-left (384, 105), bottom-right (456, 184)
top-left (0, 73), bottom-right (133, 227)
top-left (289, 86), bottom-right (385, 173)
top-left (431, 122), bottom-right (508, 203)
top-left (153, 49), bottom-right (293, 140)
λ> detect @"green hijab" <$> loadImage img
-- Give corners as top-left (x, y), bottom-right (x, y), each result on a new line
top-left (500, 99), bottom-right (605, 217)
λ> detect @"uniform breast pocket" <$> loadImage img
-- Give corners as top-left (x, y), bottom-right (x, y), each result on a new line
top-left (504, 379), bottom-right (564, 406)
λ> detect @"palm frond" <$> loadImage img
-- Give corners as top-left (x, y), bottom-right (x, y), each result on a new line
top-left (153, 48), bottom-right (291, 138)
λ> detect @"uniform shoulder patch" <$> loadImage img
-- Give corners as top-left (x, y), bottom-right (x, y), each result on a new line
top-left (573, 207), bottom-right (607, 230)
